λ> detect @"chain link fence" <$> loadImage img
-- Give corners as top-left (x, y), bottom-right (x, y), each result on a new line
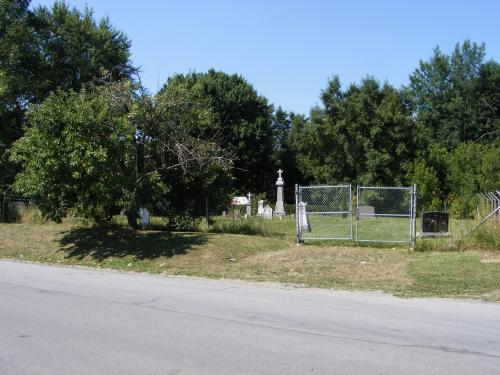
top-left (296, 185), bottom-right (352, 241)
top-left (356, 186), bottom-right (416, 244)
top-left (296, 184), bottom-right (417, 244)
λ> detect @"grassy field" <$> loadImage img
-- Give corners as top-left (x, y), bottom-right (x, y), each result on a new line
top-left (0, 216), bottom-right (499, 300)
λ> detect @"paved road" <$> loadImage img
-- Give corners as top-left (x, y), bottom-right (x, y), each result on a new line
top-left (0, 260), bottom-right (499, 375)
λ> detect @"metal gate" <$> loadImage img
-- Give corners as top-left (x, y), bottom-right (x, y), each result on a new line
top-left (355, 186), bottom-right (416, 244)
top-left (296, 184), bottom-right (416, 244)
top-left (295, 184), bottom-right (352, 241)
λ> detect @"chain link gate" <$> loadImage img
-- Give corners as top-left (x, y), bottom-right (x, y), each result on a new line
top-left (355, 186), bottom-right (416, 244)
top-left (295, 185), bottom-right (352, 241)
top-left (296, 184), bottom-right (417, 244)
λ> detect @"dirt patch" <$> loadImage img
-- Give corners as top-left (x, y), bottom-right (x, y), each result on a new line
top-left (242, 245), bottom-right (412, 291)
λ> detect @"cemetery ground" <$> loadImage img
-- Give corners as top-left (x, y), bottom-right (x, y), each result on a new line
top-left (0, 214), bottom-right (499, 301)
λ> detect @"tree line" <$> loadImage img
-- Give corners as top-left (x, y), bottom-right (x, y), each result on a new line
top-left (1, 1), bottom-right (498, 228)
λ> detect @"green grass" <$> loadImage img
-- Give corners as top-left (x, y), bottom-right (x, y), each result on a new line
top-left (208, 216), bottom-right (296, 240)
top-left (408, 252), bottom-right (500, 298)
top-left (0, 219), bottom-right (499, 300)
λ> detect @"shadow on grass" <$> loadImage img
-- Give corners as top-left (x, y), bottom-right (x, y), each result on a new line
top-left (59, 226), bottom-right (208, 261)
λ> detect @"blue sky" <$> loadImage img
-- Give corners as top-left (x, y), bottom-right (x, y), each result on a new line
top-left (31, 0), bottom-right (500, 115)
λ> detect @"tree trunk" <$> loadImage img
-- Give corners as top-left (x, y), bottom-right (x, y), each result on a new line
top-left (126, 210), bottom-right (138, 229)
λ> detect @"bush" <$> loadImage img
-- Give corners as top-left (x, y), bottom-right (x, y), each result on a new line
top-left (164, 213), bottom-right (201, 231)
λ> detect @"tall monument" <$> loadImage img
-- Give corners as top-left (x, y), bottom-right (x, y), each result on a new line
top-left (274, 169), bottom-right (285, 217)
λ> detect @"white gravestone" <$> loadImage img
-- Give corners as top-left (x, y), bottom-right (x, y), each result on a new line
top-left (263, 205), bottom-right (273, 220)
top-left (298, 201), bottom-right (311, 232)
top-left (274, 169), bottom-right (285, 217)
top-left (246, 192), bottom-right (252, 217)
top-left (139, 207), bottom-right (150, 228)
top-left (257, 200), bottom-right (264, 216)
top-left (358, 205), bottom-right (375, 219)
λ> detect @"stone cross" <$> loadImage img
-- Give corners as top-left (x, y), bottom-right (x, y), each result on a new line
top-left (274, 169), bottom-right (285, 217)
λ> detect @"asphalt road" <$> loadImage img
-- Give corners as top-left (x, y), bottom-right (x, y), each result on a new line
top-left (0, 260), bottom-right (499, 375)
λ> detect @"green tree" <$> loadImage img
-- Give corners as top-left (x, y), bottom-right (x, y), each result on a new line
top-left (149, 85), bottom-right (233, 229)
top-left (11, 81), bottom-right (137, 222)
top-left (446, 141), bottom-right (500, 216)
top-left (406, 40), bottom-right (499, 150)
top-left (11, 81), bottom-right (231, 227)
top-left (159, 69), bottom-right (276, 193)
top-left (290, 76), bottom-right (415, 186)
top-left (0, 0), bottom-right (134, 188)
top-left (271, 107), bottom-right (305, 189)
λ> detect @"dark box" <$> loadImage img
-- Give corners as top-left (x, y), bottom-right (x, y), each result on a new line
top-left (422, 211), bottom-right (449, 233)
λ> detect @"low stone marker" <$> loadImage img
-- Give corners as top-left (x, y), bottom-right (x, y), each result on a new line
top-left (257, 200), bottom-right (264, 216)
top-left (298, 201), bottom-right (311, 232)
top-left (358, 205), bottom-right (375, 219)
top-left (263, 205), bottom-right (273, 220)
top-left (421, 211), bottom-right (449, 237)
top-left (139, 207), bottom-right (150, 229)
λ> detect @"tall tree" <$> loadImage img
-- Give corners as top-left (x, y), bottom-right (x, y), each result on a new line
top-left (406, 40), bottom-right (499, 149)
top-left (0, 0), bottom-right (134, 188)
top-left (11, 80), bottom-right (231, 227)
top-left (271, 107), bottom-right (305, 189)
top-left (159, 69), bottom-right (276, 193)
top-left (290, 76), bottom-right (415, 186)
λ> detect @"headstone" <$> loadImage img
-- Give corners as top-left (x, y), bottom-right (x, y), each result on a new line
top-left (298, 201), bottom-right (311, 232)
top-left (422, 212), bottom-right (449, 233)
top-left (9, 201), bottom-right (26, 211)
top-left (246, 192), bottom-right (252, 216)
top-left (263, 205), bottom-right (273, 220)
top-left (233, 209), bottom-right (240, 219)
top-left (120, 209), bottom-right (126, 216)
top-left (231, 196), bottom-right (248, 206)
top-left (358, 205), bottom-right (375, 219)
top-left (139, 207), bottom-right (150, 228)
top-left (274, 169), bottom-right (285, 217)
top-left (257, 200), bottom-right (264, 216)
top-left (222, 211), bottom-right (226, 218)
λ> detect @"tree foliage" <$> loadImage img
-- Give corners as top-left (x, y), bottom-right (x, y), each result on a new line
top-left (11, 82), bottom-right (136, 222)
top-left (290, 76), bottom-right (415, 186)
top-left (159, 69), bottom-right (276, 193)
top-left (406, 40), bottom-right (499, 149)
top-left (0, 0), bottom-right (134, 187)
top-left (11, 81), bottom-right (231, 226)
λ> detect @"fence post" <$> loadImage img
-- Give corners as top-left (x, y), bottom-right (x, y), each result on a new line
top-left (295, 184), bottom-right (300, 244)
top-left (355, 186), bottom-right (359, 241)
top-left (349, 184), bottom-right (353, 240)
top-left (412, 184), bottom-right (417, 247)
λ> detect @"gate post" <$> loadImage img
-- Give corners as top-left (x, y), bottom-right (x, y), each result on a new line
top-left (295, 184), bottom-right (301, 244)
top-left (412, 184), bottom-right (417, 247)
top-left (349, 184), bottom-right (353, 240)
top-left (355, 185), bottom-right (359, 241)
